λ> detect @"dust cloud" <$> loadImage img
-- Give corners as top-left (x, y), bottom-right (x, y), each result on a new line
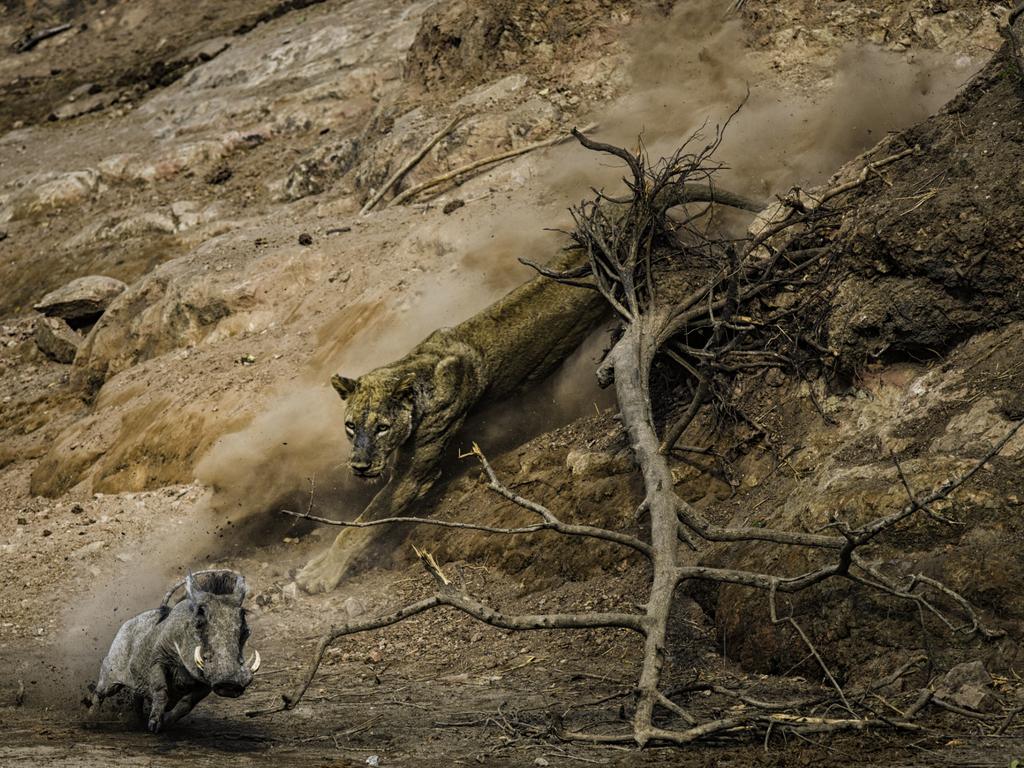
top-left (548, 1), bottom-right (980, 202)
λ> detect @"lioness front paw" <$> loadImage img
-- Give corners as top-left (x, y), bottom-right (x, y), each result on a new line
top-left (295, 549), bottom-right (350, 594)
top-left (148, 714), bottom-right (163, 734)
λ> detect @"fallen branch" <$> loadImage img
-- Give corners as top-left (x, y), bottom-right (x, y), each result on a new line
top-left (13, 23), bottom-right (72, 53)
top-left (249, 554), bottom-right (644, 717)
top-left (388, 123), bottom-right (598, 207)
top-left (360, 112), bottom-right (466, 215)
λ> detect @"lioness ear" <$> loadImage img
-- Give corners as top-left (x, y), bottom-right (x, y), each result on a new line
top-left (397, 373), bottom-right (417, 399)
top-left (331, 374), bottom-right (359, 400)
top-left (435, 355), bottom-right (464, 388)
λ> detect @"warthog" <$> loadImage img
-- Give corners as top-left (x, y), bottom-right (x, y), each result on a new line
top-left (87, 570), bottom-right (262, 732)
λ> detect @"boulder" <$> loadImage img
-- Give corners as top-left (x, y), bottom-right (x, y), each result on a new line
top-left (34, 316), bottom-right (82, 363)
top-left (565, 449), bottom-right (632, 479)
top-left (281, 138), bottom-right (360, 201)
top-left (50, 91), bottom-right (116, 122)
top-left (34, 275), bottom-right (127, 325)
top-left (934, 661), bottom-right (998, 712)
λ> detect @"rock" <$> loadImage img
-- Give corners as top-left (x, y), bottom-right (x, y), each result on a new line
top-left (34, 316), bottom-right (81, 363)
top-left (5, 169), bottom-right (99, 221)
top-left (932, 398), bottom-right (1024, 458)
top-left (205, 166), bottom-right (233, 185)
top-left (171, 36), bottom-right (232, 66)
top-left (343, 596), bottom-right (367, 618)
top-left (170, 201), bottom-right (219, 232)
top-left (71, 541), bottom-right (105, 559)
top-left (935, 660), bottom-right (998, 712)
top-left (34, 275), bottom-right (127, 325)
top-left (281, 582), bottom-right (299, 603)
top-left (50, 91), bottom-right (116, 121)
top-left (565, 449), bottom-right (632, 479)
top-left (298, 233), bottom-right (313, 246)
top-left (109, 213), bottom-right (177, 238)
top-left (170, 201), bottom-right (199, 219)
top-left (281, 138), bottom-right (360, 202)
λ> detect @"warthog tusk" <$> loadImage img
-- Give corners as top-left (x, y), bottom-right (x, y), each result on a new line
top-left (247, 649), bottom-right (261, 673)
top-left (194, 645), bottom-right (205, 670)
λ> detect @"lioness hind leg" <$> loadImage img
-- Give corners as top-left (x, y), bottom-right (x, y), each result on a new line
top-left (295, 526), bottom-right (378, 594)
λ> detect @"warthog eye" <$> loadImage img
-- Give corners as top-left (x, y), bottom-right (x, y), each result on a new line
top-left (344, 421), bottom-right (355, 436)
top-left (376, 423), bottom-right (391, 434)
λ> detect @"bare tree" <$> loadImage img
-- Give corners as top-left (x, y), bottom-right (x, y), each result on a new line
top-left (256, 127), bottom-right (1018, 747)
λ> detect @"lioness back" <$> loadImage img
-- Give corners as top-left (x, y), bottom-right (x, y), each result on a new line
top-left (418, 252), bottom-right (606, 400)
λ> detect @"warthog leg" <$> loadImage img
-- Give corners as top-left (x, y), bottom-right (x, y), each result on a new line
top-left (145, 665), bottom-right (169, 733)
top-left (160, 689), bottom-right (210, 730)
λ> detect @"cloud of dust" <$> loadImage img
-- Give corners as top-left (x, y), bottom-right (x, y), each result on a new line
top-left (547, 0), bottom-right (981, 201)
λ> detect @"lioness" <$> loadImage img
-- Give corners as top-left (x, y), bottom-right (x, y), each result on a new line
top-left (296, 254), bottom-right (607, 592)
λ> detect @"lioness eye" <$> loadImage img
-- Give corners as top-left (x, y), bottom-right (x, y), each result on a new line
top-left (377, 424), bottom-right (390, 434)
top-left (344, 421), bottom-right (355, 435)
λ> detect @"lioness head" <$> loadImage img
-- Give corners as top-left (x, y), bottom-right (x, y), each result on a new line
top-left (331, 372), bottom-right (416, 479)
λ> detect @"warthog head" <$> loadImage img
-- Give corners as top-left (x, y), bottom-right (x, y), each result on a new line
top-left (174, 571), bottom-right (260, 698)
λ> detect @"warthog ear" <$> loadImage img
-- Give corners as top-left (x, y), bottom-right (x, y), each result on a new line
top-left (233, 574), bottom-right (247, 605)
top-left (331, 374), bottom-right (359, 400)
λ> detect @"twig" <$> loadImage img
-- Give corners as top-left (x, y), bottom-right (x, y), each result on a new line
top-left (388, 123), bottom-right (597, 207)
top-left (769, 587), bottom-right (854, 716)
top-left (281, 496), bottom-right (652, 557)
top-left (996, 705), bottom-right (1024, 734)
top-left (13, 23), bottom-right (72, 53)
top-left (361, 113), bottom-right (466, 214)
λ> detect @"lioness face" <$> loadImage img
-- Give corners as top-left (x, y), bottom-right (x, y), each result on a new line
top-left (331, 374), bottom-right (414, 479)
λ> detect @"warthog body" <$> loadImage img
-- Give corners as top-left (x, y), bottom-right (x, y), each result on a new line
top-left (88, 570), bottom-right (261, 732)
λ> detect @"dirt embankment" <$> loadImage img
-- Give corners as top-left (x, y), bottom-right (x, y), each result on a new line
top-left (3, 0), bottom-right (1024, 765)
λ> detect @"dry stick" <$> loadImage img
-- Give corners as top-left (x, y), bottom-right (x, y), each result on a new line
top-left (655, 691), bottom-right (698, 725)
top-left (250, 560), bottom-right (646, 717)
top-left (281, 488), bottom-right (652, 558)
top-left (673, 415), bottom-right (1024, 559)
top-left (13, 23), bottom-right (72, 53)
top-left (360, 112), bottom-right (466, 215)
top-left (997, 705), bottom-right (1024, 735)
top-left (388, 123), bottom-right (598, 207)
top-left (856, 416), bottom-right (1024, 545)
top-left (769, 585), bottom-right (854, 716)
top-left (470, 442), bottom-right (652, 556)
